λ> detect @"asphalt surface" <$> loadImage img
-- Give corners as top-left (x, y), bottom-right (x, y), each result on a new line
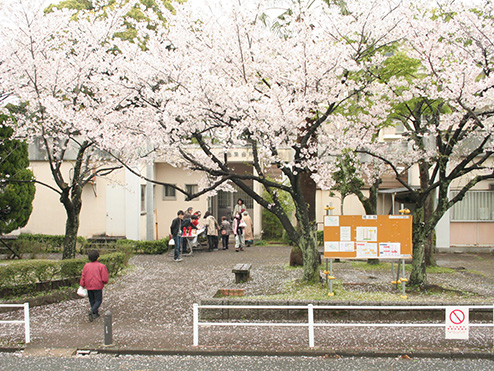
top-left (1, 352), bottom-right (494, 371)
top-left (1, 246), bottom-right (494, 359)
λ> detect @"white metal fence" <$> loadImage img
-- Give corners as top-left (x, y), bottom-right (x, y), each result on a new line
top-left (0, 303), bottom-right (31, 344)
top-left (192, 303), bottom-right (494, 348)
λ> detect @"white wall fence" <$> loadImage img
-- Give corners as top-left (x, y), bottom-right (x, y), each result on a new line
top-left (0, 303), bottom-right (31, 344)
top-left (192, 303), bottom-right (494, 348)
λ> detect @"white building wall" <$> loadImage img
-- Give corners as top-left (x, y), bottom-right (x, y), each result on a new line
top-left (125, 168), bottom-right (142, 241)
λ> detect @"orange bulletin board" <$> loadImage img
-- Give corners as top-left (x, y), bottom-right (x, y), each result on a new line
top-left (323, 215), bottom-right (413, 259)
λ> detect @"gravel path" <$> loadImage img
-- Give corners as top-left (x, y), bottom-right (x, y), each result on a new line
top-left (1, 247), bottom-right (493, 354)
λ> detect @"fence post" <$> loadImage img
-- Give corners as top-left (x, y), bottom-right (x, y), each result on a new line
top-left (193, 303), bottom-right (199, 346)
top-left (308, 304), bottom-right (314, 348)
top-left (23, 303), bottom-right (30, 344)
top-left (104, 311), bottom-right (113, 346)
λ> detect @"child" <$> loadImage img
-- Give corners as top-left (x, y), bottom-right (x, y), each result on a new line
top-left (80, 250), bottom-right (109, 322)
top-left (220, 216), bottom-right (231, 250)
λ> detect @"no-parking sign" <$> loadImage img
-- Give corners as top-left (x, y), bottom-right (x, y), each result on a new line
top-left (445, 307), bottom-right (469, 339)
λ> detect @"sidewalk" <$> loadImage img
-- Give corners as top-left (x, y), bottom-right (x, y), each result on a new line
top-left (1, 246), bottom-right (494, 358)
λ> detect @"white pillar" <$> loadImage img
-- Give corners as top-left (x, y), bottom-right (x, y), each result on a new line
top-left (125, 168), bottom-right (141, 240)
top-left (146, 164), bottom-right (155, 240)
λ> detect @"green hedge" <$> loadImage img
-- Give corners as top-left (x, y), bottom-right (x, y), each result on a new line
top-left (115, 238), bottom-right (170, 255)
top-left (0, 252), bottom-right (127, 292)
top-left (16, 234), bottom-right (86, 252)
top-left (2, 234), bottom-right (170, 258)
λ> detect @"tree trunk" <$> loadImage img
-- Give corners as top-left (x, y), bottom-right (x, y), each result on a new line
top-left (299, 222), bottom-right (320, 283)
top-left (422, 193), bottom-right (436, 267)
top-left (409, 220), bottom-right (427, 286)
top-left (62, 211), bottom-right (79, 259)
top-left (60, 186), bottom-right (82, 260)
top-left (289, 172), bottom-right (320, 282)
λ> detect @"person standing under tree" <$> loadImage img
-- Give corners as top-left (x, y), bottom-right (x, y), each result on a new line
top-left (220, 216), bottom-right (231, 250)
top-left (170, 210), bottom-right (184, 262)
top-left (233, 198), bottom-right (245, 216)
top-left (242, 210), bottom-right (254, 247)
top-left (204, 211), bottom-right (220, 251)
top-left (233, 212), bottom-right (246, 252)
top-left (80, 250), bottom-right (109, 322)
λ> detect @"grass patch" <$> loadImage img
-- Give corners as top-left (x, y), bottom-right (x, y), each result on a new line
top-left (349, 261), bottom-right (455, 274)
top-left (284, 263), bottom-right (303, 270)
top-left (426, 266), bottom-right (455, 274)
top-left (244, 279), bottom-right (408, 302)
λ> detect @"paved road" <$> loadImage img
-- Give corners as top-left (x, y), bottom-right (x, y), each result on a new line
top-left (1, 353), bottom-right (494, 371)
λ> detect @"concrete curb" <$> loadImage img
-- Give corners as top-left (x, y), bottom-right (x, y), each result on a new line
top-left (71, 347), bottom-right (494, 360)
top-left (2, 346), bottom-right (493, 360)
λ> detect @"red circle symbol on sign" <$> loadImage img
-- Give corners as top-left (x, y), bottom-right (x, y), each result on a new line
top-left (450, 309), bottom-right (465, 325)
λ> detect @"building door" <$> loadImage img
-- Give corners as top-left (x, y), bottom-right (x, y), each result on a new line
top-left (106, 184), bottom-right (126, 237)
top-left (217, 188), bottom-right (254, 221)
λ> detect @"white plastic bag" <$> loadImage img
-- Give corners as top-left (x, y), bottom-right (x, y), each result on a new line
top-left (169, 238), bottom-right (175, 246)
top-left (77, 286), bottom-right (88, 297)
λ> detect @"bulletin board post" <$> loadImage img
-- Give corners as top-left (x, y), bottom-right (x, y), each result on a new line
top-left (323, 215), bottom-right (413, 298)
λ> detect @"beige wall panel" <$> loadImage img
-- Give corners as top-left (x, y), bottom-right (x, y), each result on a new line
top-left (19, 162), bottom-right (125, 238)
top-left (450, 222), bottom-right (494, 246)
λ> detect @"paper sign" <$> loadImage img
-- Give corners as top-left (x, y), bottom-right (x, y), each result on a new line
top-left (379, 242), bottom-right (401, 258)
top-left (356, 242), bottom-right (378, 258)
top-left (340, 242), bottom-right (355, 252)
top-left (324, 216), bottom-right (339, 227)
top-left (324, 241), bottom-right (339, 252)
top-left (356, 227), bottom-right (378, 242)
top-left (445, 307), bottom-right (469, 339)
top-left (340, 226), bottom-right (352, 241)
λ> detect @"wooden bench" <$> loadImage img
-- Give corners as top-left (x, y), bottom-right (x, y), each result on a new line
top-left (232, 263), bottom-right (252, 283)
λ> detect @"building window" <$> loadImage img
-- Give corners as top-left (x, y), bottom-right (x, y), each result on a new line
top-left (141, 185), bottom-right (146, 213)
top-left (185, 184), bottom-right (198, 200)
top-left (450, 190), bottom-right (494, 221)
top-left (218, 190), bottom-right (232, 209)
top-left (163, 184), bottom-right (176, 200)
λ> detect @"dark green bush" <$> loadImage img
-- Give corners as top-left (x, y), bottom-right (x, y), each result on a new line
top-left (15, 234), bottom-right (86, 253)
top-left (317, 230), bottom-right (324, 246)
top-left (125, 238), bottom-right (170, 255)
top-left (99, 252), bottom-right (127, 277)
top-left (59, 258), bottom-right (86, 279)
top-left (0, 252), bottom-right (127, 292)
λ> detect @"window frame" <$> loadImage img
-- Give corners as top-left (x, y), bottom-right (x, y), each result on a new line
top-left (163, 184), bottom-right (177, 200)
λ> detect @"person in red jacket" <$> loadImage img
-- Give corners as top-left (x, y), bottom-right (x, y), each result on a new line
top-left (80, 250), bottom-right (109, 322)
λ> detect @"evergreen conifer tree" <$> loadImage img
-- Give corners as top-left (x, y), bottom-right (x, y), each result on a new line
top-left (0, 114), bottom-right (35, 235)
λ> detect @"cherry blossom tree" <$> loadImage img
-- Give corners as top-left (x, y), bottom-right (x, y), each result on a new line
top-left (0, 5), bottom-right (127, 258)
top-left (352, 2), bottom-right (494, 285)
top-left (95, 0), bottom-right (406, 282)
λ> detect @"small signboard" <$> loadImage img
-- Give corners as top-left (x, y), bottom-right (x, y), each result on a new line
top-left (445, 307), bottom-right (469, 340)
top-left (323, 215), bottom-right (412, 259)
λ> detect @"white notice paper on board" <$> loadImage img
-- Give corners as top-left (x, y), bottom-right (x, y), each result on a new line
top-left (324, 241), bottom-right (340, 252)
top-left (356, 227), bottom-right (378, 242)
top-left (379, 242), bottom-right (401, 257)
top-left (340, 226), bottom-right (351, 241)
top-left (356, 243), bottom-right (378, 258)
top-left (340, 242), bottom-right (355, 252)
top-left (324, 216), bottom-right (339, 227)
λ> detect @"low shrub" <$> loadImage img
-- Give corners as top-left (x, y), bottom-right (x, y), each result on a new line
top-left (99, 252), bottom-right (127, 277)
top-left (317, 230), bottom-right (324, 246)
top-left (120, 238), bottom-right (170, 255)
top-left (0, 252), bottom-right (127, 296)
top-left (16, 234), bottom-right (86, 253)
